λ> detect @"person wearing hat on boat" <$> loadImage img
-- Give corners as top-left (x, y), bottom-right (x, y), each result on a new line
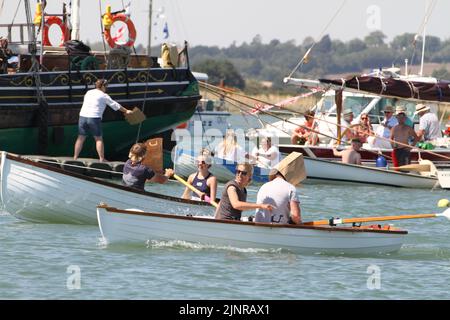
top-left (332, 138), bottom-right (362, 165)
top-left (122, 143), bottom-right (174, 190)
top-left (254, 152), bottom-right (304, 225)
top-left (214, 163), bottom-right (274, 221)
top-left (390, 107), bottom-right (419, 166)
top-left (379, 105), bottom-right (399, 138)
top-left (339, 108), bottom-right (358, 142)
top-left (414, 103), bottom-right (442, 141)
top-left (181, 154), bottom-right (217, 202)
top-left (73, 79), bottom-right (133, 162)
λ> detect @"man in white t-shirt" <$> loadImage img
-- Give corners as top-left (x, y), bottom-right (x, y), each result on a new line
top-left (255, 152), bottom-right (305, 225)
top-left (414, 104), bottom-right (442, 141)
top-left (73, 79), bottom-right (132, 162)
top-left (249, 137), bottom-right (280, 168)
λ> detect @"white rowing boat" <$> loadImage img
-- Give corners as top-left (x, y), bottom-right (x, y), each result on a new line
top-left (0, 152), bottom-right (214, 224)
top-left (96, 205), bottom-right (407, 254)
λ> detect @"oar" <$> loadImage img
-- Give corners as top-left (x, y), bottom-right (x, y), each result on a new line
top-left (173, 174), bottom-right (219, 208)
top-left (390, 163), bottom-right (431, 172)
top-left (303, 204), bottom-right (450, 226)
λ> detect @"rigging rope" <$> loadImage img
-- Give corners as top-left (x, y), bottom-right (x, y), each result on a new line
top-left (201, 82), bottom-right (450, 161)
top-left (287, 0), bottom-right (347, 79)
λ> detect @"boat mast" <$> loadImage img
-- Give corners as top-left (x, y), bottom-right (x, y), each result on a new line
top-left (147, 0), bottom-right (153, 56)
top-left (419, 10), bottom-right (427, 76)
top-left (71, 0), bottom-right (80, 40)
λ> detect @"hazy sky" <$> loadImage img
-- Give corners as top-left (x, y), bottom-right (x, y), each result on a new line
top-left (1, 0), bottom-right (449, 48)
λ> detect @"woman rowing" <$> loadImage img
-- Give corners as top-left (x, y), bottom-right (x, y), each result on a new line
top-left (214, 163), bottom-right (273, 221)
top-left (181, 154), bottom-right (217, 202)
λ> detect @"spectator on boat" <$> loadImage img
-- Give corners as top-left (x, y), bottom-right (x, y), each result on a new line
top-left (248, 137), bottom-right (280, 168)
top-left (181, 155), bottom-right (217, 202)
top-left (214, 163), bottom-right (273, 221)
top-left (390, 108), bottom-right (419, 166)
top-left (380, 105), bottom-right (399, 138)
top-left (290, 110), bottom-right (319, 145)
top-left (370, 105), bottom-right (398, 149)
top-left (255, 153), bottom-right (304, 225)
top-left (340, 109), bottom-right (358, 142)
top-left (214, 129), bottom-right (246, 163)
top-left (122, 143), bottom-right (174, 190)
top-left (73, 79), bottom-right (132, 162)
top-left (332, 138), bottom-right (362, 165)
top-left (355, 113), bottom-right (373, 143)
top-left (414, 104), bottom-right (442, 142)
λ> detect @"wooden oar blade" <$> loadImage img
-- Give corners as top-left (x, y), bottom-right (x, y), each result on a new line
top-left (392, 164), bottom-right (431, 172)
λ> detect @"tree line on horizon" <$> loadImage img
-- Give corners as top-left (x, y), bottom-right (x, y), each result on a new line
top-left (88, 31), bottom-right (450, 94)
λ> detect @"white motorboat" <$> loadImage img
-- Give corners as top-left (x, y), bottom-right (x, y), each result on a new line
top-left (96, 205), bottom-right (407, 254)
top-left (0, 152), bottom-right (214, 224)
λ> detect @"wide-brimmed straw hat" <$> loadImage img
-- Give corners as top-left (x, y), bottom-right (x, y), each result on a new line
top-left (395, 106), bottom-right (407, 115)
top-left (270, 152), bottom-right (306, 186)
top-left (414, 104), bottom-right (430, 115)
top-left (383, 105), bottom-right (394, 113)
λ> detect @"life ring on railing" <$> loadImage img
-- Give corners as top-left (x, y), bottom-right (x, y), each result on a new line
top-left (42, 16), bottom-right (70, 47)
top-left (104, 14), bottom-right (136, 49)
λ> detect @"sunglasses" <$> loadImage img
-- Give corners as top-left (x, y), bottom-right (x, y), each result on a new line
top-left (236, 170), bottom-right (248, 177)
top-left (384, 111), bottom-right (392, 114)
top-left (195, 160), bottom-right (207, 165)
top-left (361, 117), bottom-right (368, 120)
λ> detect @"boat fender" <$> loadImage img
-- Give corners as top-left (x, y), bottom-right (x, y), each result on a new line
top-left (43, 16), bottom-right (70, 47)
top-left (376, 155), bottom-right (387, 168)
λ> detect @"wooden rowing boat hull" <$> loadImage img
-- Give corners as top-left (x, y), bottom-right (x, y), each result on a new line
top-left (97, 206), bottom-right (407, 254)
top-left (0, 152), bottom-right (213, 225)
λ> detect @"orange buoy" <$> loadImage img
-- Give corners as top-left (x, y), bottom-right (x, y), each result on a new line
top-left (42, 16), bottom-right (70, 47)
top-left (104, 14), bottom-right (136, 48)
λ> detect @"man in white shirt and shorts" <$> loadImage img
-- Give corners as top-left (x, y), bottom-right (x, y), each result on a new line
top-left (73, 79), bottom-right (132, 162)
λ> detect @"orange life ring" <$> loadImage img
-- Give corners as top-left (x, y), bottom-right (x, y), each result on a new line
top-left (42, 16), bottom-right (70, 47)
top-left (104, 14), bottom-right (136, 48)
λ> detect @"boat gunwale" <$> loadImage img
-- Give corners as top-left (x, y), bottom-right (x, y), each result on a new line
top-left (4, 153), bottom-right (212, 207)
top-left (98, 206), bottom-right (409, 235)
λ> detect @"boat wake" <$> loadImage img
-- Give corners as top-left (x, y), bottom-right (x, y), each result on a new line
top-left (144, 239), bottom-right (284, 254)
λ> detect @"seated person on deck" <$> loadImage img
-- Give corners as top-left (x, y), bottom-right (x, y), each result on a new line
top-left (290, 110), bottom-right (319, 145)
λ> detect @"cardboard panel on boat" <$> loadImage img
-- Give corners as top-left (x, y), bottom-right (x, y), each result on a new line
top-left (142, 138), bottom-right (163, 174)
top-left (125, 107), bottom-right (146, 125)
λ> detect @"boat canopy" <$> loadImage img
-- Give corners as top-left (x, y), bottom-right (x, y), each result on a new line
top-left (319, 75), bottom-right (450, 104)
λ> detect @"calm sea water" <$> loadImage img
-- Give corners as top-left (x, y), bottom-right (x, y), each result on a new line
top-left (1, 115), bottom-right (450, 300)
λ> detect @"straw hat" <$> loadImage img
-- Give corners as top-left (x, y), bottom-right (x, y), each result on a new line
top-left (414, 104), bottom-right (430, 115)
top-left (343, 108), bottom-right (353, 115)
top-left (395, 106), bottom-right (407, 115)
top-left (383, 105), bottom-right (394, 113)
top-left (271, 152), bottom-right (306, 186)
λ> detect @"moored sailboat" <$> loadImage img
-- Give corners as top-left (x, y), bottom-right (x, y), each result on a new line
top-left (0, 1), bottom-right (200, 159)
